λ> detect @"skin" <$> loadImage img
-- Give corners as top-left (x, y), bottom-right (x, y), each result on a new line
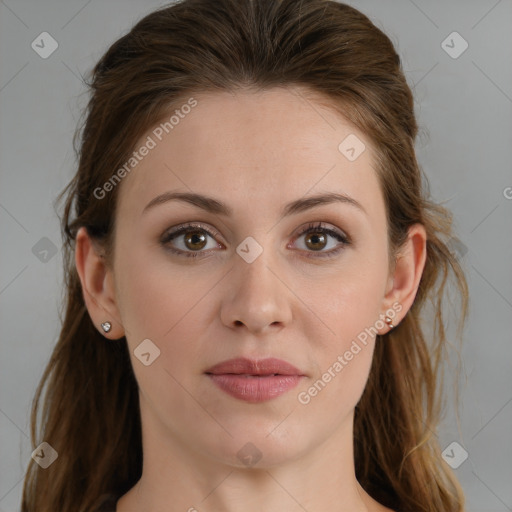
top-left (75, 86), bottom-right (427, 512)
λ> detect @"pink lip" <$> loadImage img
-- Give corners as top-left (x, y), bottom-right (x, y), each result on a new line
top-left (205, 357), bottom-right (305, 403)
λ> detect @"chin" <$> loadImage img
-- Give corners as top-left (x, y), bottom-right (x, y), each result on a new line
top-left (199, 419), bottom-right (312, 470)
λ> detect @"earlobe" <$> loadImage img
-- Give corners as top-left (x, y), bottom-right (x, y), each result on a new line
top-left (75, 227), bottom-right (124, 339)
top-left (380, 223), bottom-right (427, 332)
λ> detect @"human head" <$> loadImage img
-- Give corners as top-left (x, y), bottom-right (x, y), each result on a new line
top-left (22, 1), bottom-right (468, 511)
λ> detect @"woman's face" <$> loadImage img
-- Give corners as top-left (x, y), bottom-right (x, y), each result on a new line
top-left (110, 87), bottom-right (400, 467)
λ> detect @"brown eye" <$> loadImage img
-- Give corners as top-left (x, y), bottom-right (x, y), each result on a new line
top-left (304, 232), bottom-right (327, 251)
top-left (292, 222), bottom-right (350, 259)
top-left (183, 230), bottom-right (208, 250)
top-left (161, 221), bottom-right (350, 260)
top-left (161, 223), bottom-right (221, 258)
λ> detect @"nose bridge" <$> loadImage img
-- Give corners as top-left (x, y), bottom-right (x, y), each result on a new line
top-left (221, 234), bottom-right (292, 332)
top-left (234, 236), bottom-right (279, 299)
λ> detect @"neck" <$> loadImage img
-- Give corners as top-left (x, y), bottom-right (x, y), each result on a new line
top-left (116, 396), bottom-right (387, 512)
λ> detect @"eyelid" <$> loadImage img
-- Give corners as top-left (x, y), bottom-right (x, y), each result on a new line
top-left (293, 221), bottom-right (350, 244)
top-left (160, 221), bottom-right (350, 258)
top-left (161, 222), bottom-right (224, 244)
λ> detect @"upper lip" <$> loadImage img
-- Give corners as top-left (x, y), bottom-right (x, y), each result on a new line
top-left (205, 357), bottom-right (304, 376)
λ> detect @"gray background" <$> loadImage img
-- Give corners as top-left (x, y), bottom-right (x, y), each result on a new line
top-left (1, 0), bottom-right (511, 510)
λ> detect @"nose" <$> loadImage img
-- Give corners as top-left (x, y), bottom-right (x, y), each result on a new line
top-left (220, 246), bottom-right (293, 335)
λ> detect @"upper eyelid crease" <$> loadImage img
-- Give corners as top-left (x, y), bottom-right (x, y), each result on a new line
top-left (142, 191), bottom-right (367, 218)
top-left (162, 221), bottom-right (347, 240)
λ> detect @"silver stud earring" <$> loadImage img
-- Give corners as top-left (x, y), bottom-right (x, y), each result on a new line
top-left (101, 321), bottom-right (112, 333)
top-left (385, 316), bottom-right (394, 330)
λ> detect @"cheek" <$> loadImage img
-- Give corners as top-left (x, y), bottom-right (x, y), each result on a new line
top-left (114, 253), bottom-right (206, 422)
top-left (114, 247), bottom-right (215, 369)
top-left (115, 239), bottom-right (192, 336)
top-left (295, 255), bottom-right (386, 405)
top-left (116, 265), bottom-right (171, 340)
top-left (306, 261), bottom-right (386, 346)
top-left (296, 278), bottom-right (381, 418)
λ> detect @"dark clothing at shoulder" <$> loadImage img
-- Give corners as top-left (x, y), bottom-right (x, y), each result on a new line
top-left (94, 493), bottom-right (119, 512)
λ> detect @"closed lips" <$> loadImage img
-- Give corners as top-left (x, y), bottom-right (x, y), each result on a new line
top-left (205, 357), bottom-right (305, 403)
top-left (205, 357), bottom-right (304, 376)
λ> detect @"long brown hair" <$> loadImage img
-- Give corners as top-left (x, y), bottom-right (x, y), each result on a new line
top-left (21, 1), bottom-right (469, 511)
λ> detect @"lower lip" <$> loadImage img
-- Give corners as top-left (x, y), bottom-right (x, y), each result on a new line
top-left (207, 374), bottom-right (303, 403)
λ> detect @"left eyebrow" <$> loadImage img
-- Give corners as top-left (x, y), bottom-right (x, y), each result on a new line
top-left (142, 191), bottom-right (367, 218)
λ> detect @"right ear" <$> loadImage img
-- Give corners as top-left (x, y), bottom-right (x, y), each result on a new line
top-left (75, 226), bottom-right (125, 339)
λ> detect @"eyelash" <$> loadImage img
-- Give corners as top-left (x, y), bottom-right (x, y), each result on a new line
top-left (160, 221), bottom-right (351, 259)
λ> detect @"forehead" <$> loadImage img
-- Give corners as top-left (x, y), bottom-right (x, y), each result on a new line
top-left (116, 87), bottom-right (384, 223)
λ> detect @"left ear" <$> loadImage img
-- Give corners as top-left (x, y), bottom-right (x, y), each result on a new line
top-left (380, 223), bottom-right (427, 328)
